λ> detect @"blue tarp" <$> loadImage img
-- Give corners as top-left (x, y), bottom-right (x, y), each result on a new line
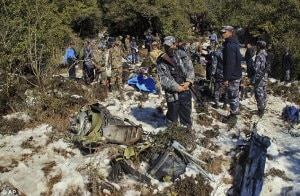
top-left (240, 131), bottom-right (271, 196)
top-left (127, 74), bottom-right (157, 93)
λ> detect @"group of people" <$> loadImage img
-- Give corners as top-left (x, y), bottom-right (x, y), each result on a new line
top-left (64, 36), bottom-right (124, 91)
top-left (64, 25), bottom-right (294, 129)
top-left (157, 25), bottom-right (278, 128)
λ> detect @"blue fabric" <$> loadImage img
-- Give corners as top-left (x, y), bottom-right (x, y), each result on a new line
top-left (240, 131), bottom-right (271, 196)
top-left (127, 54), bottom-right (140, 62)
top-left (64, 47), bottom-right (76, 63)
top-left (127, 75), bottom-right (157, 93)
top-left (282, 105), bottom-right (300, 123)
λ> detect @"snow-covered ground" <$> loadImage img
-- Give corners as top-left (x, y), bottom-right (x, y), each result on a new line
top-left (0, 78), bottom-right (299, 195)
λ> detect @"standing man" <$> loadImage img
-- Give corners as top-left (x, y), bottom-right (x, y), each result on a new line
top-left (282, 47), bottom-right (294, 82)
top-left (149, 41), bottom-right (164, 94)
top-left (154, 33), bottom-right (161, 48)
top-left (253, 41), bottom-right (268, 117)
top-left (64, 41), bottom-right (77, 79)
top-left (220, 26), bottom-right (242, 124)
top-left (110, 40), bottom-right (123, 91)
top-left (245, 43), bottom-right (255, 84)
top-left (125, 35), bottom-right (131, 55)
top-left (209, 30), bottom-right (218, 48)
top-left (156, 36), bottom-right (195, 128)
top-left (83, 40), bottom-right (95, 84)
top-left (145, 31), bottom-right (155, 55)
top-left (211, 44), bottom-right (228, 109)
top-left (130, 37), bottom-right (138, 64)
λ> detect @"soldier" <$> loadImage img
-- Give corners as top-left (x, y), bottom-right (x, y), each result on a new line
top-left (211, 44), bottom-right (228, 109)
top-left (245, 43), bottom-right (255, 84)
top-left (154, 33), bottom-right (161, 48)
top-left (145, 31), bottom-right (155, 55)
top-left (149, 41), bottom-right (164, 94)
top-left (110, 40), bottom-right (123, 91)
top-left (125, 35), bottom-right (131, 54)
top-left (83, 40), bottom-right (94, 84)
top-left (130, 37), bottom-right (138, 64)
top-left (92, 44), bottom-right (110, 86)
top-left (253, 41), bottom-right (268, 117)
top-left (156, 36), bottom-right (195, 129)
top-left (220, 26), bottom-right (242, 124)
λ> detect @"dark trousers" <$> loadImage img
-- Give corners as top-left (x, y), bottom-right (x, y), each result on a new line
top-left (131, 49), bottom-right (138, 64)
top-left (166, 90), bottom-right (192, 127)
top-left (67, 58), bottom-right (76, 79)
top-left (83, 64), bottom-right (95, 84)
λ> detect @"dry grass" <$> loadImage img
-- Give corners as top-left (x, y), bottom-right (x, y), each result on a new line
top-left (0, 117), bottom-right (25, 135)
top-left (200, 152), bottom-right (227, 175)
top-left (266, 168), bottom-right (292, 181)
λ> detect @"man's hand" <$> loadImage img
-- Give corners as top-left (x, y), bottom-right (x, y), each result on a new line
top-left (177, 82), bottom-right (190, 92)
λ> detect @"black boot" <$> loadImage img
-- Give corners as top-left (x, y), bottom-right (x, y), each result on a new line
top-left (221, 113), bottom-right (237, 124)
top-left (257, 109), bottom-right (265, 117)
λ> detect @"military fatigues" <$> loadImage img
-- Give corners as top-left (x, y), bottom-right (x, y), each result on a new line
top-left (92, 48), bottom-right (110, 85)
top-left (125, 37), bottom-right (131, 54)
top-left (83, 44), bottom-right (94, 84)
top-left (211, 48), bottom-right (228, 107)
top-left (254, 49), bottom-right (268, 111)
top-left (110, 44), bottom-right (123, 90)
top-left (157, 49), bottom-right (195, 127)
top-left (149, 48), bottom-right (164, 94)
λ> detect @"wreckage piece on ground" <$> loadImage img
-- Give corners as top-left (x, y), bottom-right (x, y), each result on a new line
top-left (70, 103), bottom-right (143, 150)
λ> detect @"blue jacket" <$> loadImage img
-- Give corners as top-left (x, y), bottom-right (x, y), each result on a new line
top-left (64, 46), bottom-right (76, 63)
top-left (223, 36), bottom-right (242, 81)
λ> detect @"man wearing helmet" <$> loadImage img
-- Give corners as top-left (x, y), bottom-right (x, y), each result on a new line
top-left (156, 36), bottom-right (195, 129)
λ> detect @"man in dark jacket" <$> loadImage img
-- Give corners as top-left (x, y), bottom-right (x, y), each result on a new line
top-left (220, 26), bottom-right (242, 124)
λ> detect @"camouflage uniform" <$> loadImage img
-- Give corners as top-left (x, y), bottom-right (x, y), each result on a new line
top-left (254, 49), bottom-right (268, 111)
top-left (211, 47), bottom-right (228, 107)
top-left (149, 46), bottom-right (164, 94)
top-left (92, 47), bottom-right (110, 85)
top-left (110, 42), bottom-right (123, 90)
top-left (125, 35), bottom-right (131, 54)
top-left (157, 37), bottom-right (195, 127)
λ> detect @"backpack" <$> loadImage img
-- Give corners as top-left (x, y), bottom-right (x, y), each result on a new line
top-left (282, 105), bottom-right (300, 123)
top-left (70, 103), bottom-right (143, 149)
